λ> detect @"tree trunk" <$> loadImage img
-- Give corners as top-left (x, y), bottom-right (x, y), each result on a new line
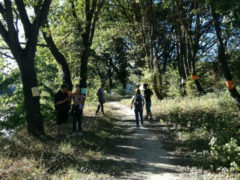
top-left (79, 47), bottom-right (90, 88)
top-left (42, 23), bottom-right (73, 90)
top-left (0, 0), bottom-right (52, 135)
top-left (153, 73), bottom-right (164, 100)
top-left (18, 54), bottom-right (44, 135)
top-left (177, 41), bottom-right (187, 96)
top-left (182, 33), bottom-right (190, 76)
top-left (211, 7), bottom-right (240, 108)
top-left (188, 40), bottom-right (205, 94)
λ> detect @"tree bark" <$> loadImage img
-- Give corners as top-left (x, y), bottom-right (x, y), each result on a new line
top-left (41, 22), bottom-right (73, 90)
top-left (18, 54), bottom-right (44, 134)
top-left (70, 0), bottom-right (105, 88)
top-left (152, 73), bottom-right (164, 100)
top-left (176, 0), bottom-right (205, 94)
top-left (79, 47), bottom-right (90, 88)
top-left (211, 7), bottom-right (240, 108)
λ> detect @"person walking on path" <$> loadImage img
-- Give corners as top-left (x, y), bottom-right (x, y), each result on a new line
top-left (96, 84), bottom-right (105, 116)
top-left (131, 89), bottom-right (145, 128)
top-left (143, 83), bottom-right (153, 120)
top-left (71, 85), bottom-right (85, 136)
top-left (55, 84), bottom-right (71, 136)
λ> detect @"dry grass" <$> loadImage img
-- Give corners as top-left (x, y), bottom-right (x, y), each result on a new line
top-left (0, 103), bottom-right (124, 180)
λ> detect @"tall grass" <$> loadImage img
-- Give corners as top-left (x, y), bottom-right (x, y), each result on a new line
top-left (120, 90), bottom-right (240, 176)
top-left (151, 91), bottom-right (240, 175)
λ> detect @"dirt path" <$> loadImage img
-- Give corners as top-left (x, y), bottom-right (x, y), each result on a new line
top-left (105, 102), bottom-right (207, 180)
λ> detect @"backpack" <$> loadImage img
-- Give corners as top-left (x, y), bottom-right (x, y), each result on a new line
top-left (134, 95), bottom-right (143, 109)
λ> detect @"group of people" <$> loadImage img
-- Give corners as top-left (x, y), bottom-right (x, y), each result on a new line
top-left (54, 83), bottom-right (153, 136)
top-left (131, 84), bottom-right (153, 129)
top-left (54, 84), bottom-right (106, 136)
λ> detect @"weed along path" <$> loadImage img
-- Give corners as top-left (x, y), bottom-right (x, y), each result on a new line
top-left (106, 102), bottom-right (190, 180)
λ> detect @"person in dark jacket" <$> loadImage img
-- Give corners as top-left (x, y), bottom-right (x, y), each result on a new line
top-left (55, 84), bottom-right (71, 135)
top-left (143, 84), bottom-right (153, 120)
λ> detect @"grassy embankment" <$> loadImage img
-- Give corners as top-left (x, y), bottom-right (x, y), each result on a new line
top-left (0, 102), bottom-right (133, 179)
top-left (121, 91), bottom-right (240, 178)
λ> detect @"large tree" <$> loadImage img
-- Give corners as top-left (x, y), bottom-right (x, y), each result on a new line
top-left (70, 0), bottom-right (105, 88)
top-left (211, 5), bottom-right (240, 108)
top-left (0, 0), bottom-right (51, 135)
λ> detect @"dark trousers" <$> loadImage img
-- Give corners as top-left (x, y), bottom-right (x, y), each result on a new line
top-left (96, 101), bottom-right (104, 115)
top-left (73, 109), bottom-right (83, 132)
top-left (134, 108), bottom-right (143, 127)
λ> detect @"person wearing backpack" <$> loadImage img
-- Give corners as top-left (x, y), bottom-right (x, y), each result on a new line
top-left (131, 89), bottom-right (145, 129)
top-left (143, 83), bottom-right (153, 120)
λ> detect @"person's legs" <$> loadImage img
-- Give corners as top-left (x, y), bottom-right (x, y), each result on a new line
top-left (148, 101), bottom-right (153, 119)
top-left (100, 102), bottom-right (104, 115)
top-left (145, 101), bottom-right (149, 119)
top-left (59, 111), bottom-right (68, 135)
top-left (134, 109), bottom-right (139, 128)
top-left (61, 123), bottom-right (66, 134)
top-left (140, 108), bottom-right (143, 125)
top-left (72, 114), bottom-right (77, 133)
top-left (57, 111), bottom-right (64, 135)
top-left (96, 101), bottom-right (101, 115)
top-left (78, 110), bottom-right (83, 132)
top-left (146, 101), bottom-right (152, 119)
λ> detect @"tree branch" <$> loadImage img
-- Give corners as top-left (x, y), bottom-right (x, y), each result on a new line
top-left (70, 1), bottom-right (83, 33)
top-left (0, 51), bottom-right (15, 59)
top-left (0, 21), bottom-right (9, 43)
top-left (89, 0), bottom-right (105, 45)
top-left (33, 0), bottom-right (52, 32)
top-left (15, 0), bottom-right (31, 38)
top-left (0, 3), bottom-right (7, 21)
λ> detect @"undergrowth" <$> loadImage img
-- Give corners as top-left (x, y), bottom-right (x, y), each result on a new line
top-left (0, 104), bottom-right (129, 179)
top-left (150, 91), bottom-right (240, 177)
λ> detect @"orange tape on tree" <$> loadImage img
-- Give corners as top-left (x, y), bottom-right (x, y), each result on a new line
top-left (226, 81), bottom-right (234, 90)
top-left (192, 75), bottom-right (198, 80)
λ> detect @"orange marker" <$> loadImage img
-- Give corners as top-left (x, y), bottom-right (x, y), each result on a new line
top-left (192, 75), bottom-right (198, 80)
top-left (226, 81), bottom-right (234, 90)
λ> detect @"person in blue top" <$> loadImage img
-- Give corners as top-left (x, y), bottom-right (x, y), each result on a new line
top-left (96, 84), bottom-right (105, 116)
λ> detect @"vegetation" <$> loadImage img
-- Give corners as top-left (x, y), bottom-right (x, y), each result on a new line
top-left (0, 104), bottom-right (138, 179)
top-left (0, 0), bottom-right (240, 178)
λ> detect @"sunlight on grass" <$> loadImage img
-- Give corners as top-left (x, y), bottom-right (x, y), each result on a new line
top-left (58, 141), bottom-right (75, 155)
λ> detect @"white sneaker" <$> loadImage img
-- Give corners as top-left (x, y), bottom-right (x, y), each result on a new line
top-left (72, 132), bottom-right (77, 137)
top-left (78, 131), bottom-right (83, 136)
